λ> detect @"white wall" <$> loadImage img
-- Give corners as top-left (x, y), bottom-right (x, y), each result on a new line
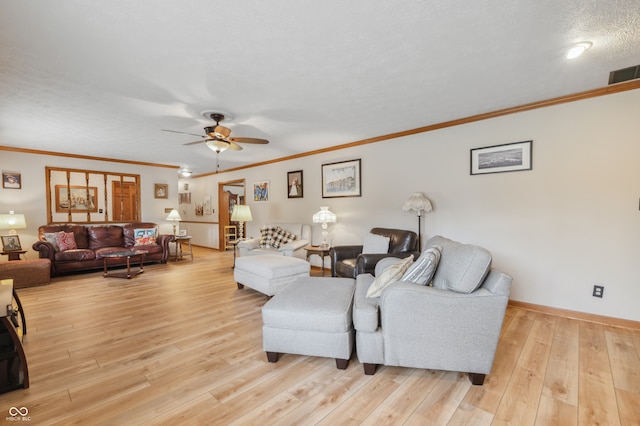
top-left (191, 88), bottom-right (640, 322)
top-left (0, 151), bottom-right (179, 257)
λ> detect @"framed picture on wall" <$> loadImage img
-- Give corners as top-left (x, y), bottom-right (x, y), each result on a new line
top-left (253, 180), bottom-right (270, 203)
top-left (287, 170), bottom-right (303, 198)
top-left (2, 172), bottom-right (21, 189)
top-left (55, 185), bottom-right (98, 212)
top-left (470, 140), bottom-right (533, 175)
top-left (154, 183), bottom-right (168, 199)
top-left (322, 159), bottom-right (361, 198)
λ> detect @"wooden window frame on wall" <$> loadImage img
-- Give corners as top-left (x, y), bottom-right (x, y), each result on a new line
top-left (45, 166), bottom-right (141, 224)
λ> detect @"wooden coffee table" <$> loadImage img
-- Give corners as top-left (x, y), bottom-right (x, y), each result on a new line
top-left (102, 249), bottom-right (148, 279)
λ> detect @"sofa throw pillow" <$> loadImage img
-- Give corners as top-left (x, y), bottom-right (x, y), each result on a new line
top-left (259, 226), bottom-right (278, 248)
top-left (271, 227), bottom-right (297, 249)
top-left (401, 245), bottom-right (442, 285)
top-left (55, 231), bottom-right (77, 251)
top-left (43, 232), bottom-right (61, 252)
top-left (134, 228), bottom-right (157, 246)
top-left (366, 255), bottom-right (414, 298)
top-left (362, 233), bottom-right (390, 254)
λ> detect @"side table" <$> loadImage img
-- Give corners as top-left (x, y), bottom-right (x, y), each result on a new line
top-left (304, 245), bottom-right (332, 277)
top-left (1, 251), bottom-right (26, 261)
top-left (173, 236), bottom-right (193, 261)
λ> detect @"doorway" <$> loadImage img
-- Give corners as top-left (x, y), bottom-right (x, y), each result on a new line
top-left (112, 181), bottom-right (139, 222)
top-left (218, 179), bottom-right (245, 250)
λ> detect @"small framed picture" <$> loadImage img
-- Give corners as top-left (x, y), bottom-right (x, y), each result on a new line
top-left (253, 180), bottom-right (270, 203)
top-left (471, 140), bottom-right (533, 175)
top-left (155, 183), bottom-right (168, 199)
top-left (2, 172), bottom-right (21, 189)
top-left (1, 235), bottom-right (22, 252)
top-left (179, 230), bottom-right (187, 236)
top-left (287, 170), bottom-right (303, 198)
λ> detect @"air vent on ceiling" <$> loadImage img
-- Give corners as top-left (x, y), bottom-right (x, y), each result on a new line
top-left (608, 65), bottom-right (640, 85)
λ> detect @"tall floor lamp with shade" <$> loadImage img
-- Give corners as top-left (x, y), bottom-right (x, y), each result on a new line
top-left (231, 205), bottom-right (252, 240)
top-left (402, 192), bottom-right (432, 251)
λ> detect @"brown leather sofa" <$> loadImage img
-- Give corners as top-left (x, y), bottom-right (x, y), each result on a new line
top-left (330, 227), bottom-right (420, 278)
top-left (32, 222), bottom-right (174, 275)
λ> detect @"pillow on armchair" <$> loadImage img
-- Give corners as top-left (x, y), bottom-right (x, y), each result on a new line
top-left (362, 233), bottom-right (390, 254)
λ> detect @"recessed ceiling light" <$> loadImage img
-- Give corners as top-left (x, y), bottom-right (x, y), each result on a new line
top-left (567, 42), bottom-right (592, 60)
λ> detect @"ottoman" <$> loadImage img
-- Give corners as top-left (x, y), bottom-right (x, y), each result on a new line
top-left (234, 254), bottom-right (310, 296)
top-left (0, 259), bottom-right (51, 289)
top-left (262, 277), bottom-right (356, 369)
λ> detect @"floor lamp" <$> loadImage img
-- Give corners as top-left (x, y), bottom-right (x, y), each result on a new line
top-left (231, 205), bottom-right (252, 240)
top-left (402, 192), bottom-right (432, 251)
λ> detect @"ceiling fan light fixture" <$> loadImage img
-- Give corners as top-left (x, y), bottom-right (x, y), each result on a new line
top-left (214, 125), bottom-right (231, 139)
top-left (178, 168), bottom-right (193, 177)
top-left (206, 140), bottom-right (229, 153)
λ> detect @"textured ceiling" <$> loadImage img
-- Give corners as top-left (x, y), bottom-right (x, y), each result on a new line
top-left (1, 1), bottom-right (639, 175)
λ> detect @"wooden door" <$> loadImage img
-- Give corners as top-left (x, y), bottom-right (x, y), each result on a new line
top-left (112, 181), bottom-right (138, 222)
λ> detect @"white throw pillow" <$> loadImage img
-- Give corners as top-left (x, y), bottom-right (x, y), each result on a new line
top-left (401, 246), bottom-right (442, 285)
top-left (362, 233), bottom-right (390, 254)
top-left (366, 255), bottom-right (414, 298)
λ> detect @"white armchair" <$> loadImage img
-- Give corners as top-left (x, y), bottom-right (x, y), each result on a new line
top-left (237, 223), bottom-right (311, 259)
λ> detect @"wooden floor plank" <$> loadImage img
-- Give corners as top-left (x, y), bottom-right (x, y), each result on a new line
top-left (0, 247), bottom-right (637, 425)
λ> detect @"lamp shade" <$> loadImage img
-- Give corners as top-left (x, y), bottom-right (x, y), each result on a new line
top-left (166, 209), bottom-right (182, 221)
top-left (206, 140), bottom-right (230, 153)
top-left (312, 206), bottom-right (337, 224)
top-left (402, 192), bottom-right (432, 216)
top-left (231, 205), bottom-right (253, 222)
top-left (0, 211), bottom-right (27, 235)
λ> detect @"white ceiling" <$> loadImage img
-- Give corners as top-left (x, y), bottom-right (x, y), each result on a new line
top-left (1, 1), bottom-right (639, 175)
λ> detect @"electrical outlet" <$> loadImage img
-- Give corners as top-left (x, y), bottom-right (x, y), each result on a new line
top-left (593, 285), bottom-right (604, 298)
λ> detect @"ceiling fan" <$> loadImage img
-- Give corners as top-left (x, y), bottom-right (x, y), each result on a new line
top-left (162, 113), bottom-right (269, 153)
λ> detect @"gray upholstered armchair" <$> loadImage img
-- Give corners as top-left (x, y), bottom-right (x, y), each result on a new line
top-left (352, 235), bottom-right (512, 385)
top-left (330, 227), bottom-right (420, 278)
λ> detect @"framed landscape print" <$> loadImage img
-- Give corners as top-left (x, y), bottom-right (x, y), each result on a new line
top-left (55, 185), bottom-right (98, 212)
top-left (287, 170), bottom-right (303, 198)
top-left (322, 159), bottom-right (361, 198)
top-left (470, 140), bottom-right (533, 175)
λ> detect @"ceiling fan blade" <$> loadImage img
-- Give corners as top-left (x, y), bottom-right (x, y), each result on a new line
top-left (228, 137), bottom-right (269, 144)
top-left (229, 142), bottom-right (243, 151)
top-left (183, 139), bottom-right (209, 145)
top-left (162, 129), bottom-right (206, 138)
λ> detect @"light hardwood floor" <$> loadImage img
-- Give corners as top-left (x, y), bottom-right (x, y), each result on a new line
top-left (2, 247), bottom-right (639, 425)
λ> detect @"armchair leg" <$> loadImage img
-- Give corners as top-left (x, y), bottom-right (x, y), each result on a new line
top-left (469, 373), bottom-right (486, 385)
top-left (237, 282), bottom-right (244, 289)
top-left (363, 363), bottom-right (377, 375)
top-left (266, 352), bottom-right (279, 363)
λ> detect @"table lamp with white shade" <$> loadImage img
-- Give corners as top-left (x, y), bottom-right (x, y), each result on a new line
top-left (312, 206), bottom-right (337, 248)
top-left (0, 211), bottom-right (27, 236)
top-left (231, 205), bottom-right (252, 240)
top-left (166, 209), bottom-right (182, 236)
